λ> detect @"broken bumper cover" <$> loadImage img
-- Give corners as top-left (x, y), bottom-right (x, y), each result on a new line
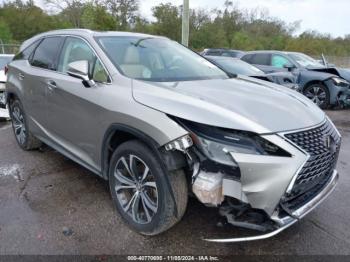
top-left (205, 170), bottom-right (339, 243)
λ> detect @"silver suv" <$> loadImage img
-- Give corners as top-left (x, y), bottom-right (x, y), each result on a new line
top-left (5, 30), bottom-right (341, 242)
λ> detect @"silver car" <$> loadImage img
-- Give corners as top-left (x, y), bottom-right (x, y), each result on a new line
top-left (5, 29), bottom-right (341, 242)
top-left (0, 54), bottom-right (14, 118)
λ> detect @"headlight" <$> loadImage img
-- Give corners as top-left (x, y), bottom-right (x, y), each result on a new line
top-left (172, 118), bottom-right (291, 166)
top-left (332, 77), bottom-right (349, 87)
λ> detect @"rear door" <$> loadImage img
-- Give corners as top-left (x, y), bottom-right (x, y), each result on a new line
top-left (46, 36), bottom-right (111, 171)
top-left (25, 36), bottom-right (64, 132)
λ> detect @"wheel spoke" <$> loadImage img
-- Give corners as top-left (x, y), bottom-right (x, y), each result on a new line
top-left (115, 169), bottom-right (135, 186)
top-left (131, 193), bottom-right (141, 222)
top-left (123, 192), bottom-right (138, 212)
top-left (115, 184), bottom-right (136, 192)
top-left (143, 181), bottom-right (156, 189)
top-left (141, 196), bottom-right (152, 222)
top-left (140, 166), bottom-right (150, 182)
top-left (129, 155), bottom-right (139, 180)
top-left (141, 191), bottom-right (157, 213)
top-left (121, 157), bottom-right (132, 176)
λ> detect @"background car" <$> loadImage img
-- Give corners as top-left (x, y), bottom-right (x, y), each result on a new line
top-left (0, 54), bottom-right (14, 119)
top-left (241, 50), bottom-right (350, 109)
top-left (200, 48), bottom-right (244, 58)
top-left (205, 55), bottom-right (300, 91)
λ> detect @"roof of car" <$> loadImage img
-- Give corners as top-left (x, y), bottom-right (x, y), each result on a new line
top-left (205, 55), bottom-right (239, 61)
top-left (20, 29), bottom-right (166, 51)
top-left (243, 50), bottom-right (289, 55)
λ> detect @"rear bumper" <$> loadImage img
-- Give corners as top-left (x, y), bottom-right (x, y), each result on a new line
top-left (205, 170), bottom-right (339, 243)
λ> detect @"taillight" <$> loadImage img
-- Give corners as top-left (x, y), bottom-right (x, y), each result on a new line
top-left (4, 66), bottom-right (8, 75)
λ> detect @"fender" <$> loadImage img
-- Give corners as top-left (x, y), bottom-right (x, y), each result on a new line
top-left (101, 124), bottom-right (188, 217)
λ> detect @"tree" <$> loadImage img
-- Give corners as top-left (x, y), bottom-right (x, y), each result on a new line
top-left (45, 0), bottom-right (87, 27)
top-left (0, 20), bottom-right (13, 43)
top-left (151, 3), bottom-right (181, 41)
top-left (81, 2), bottom-right (115, 30)
top-left (104, 0), bottom-right (139, 30)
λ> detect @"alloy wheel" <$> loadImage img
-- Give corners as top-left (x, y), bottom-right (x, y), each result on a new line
top-left (12, 106), bottom-right (26, 145)
top-left (305, 85), bottom-right (327, 106)
top-left (114, 154), bottom-right (158, 224)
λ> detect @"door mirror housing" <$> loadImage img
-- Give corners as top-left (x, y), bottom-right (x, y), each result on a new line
top-left (67, 60), bottom-right (95, 88)
top-left (283, 63), bottom-right (296, 72)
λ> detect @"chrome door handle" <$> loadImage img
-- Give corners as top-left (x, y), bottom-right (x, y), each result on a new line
top-left (47, 80), bottom-right (57, 91)
top-left (18, 73), bottom-right (24, 80)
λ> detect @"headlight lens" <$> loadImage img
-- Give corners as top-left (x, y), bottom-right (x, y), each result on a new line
top-left (332, 77), bottom-right (349, 87)
top-left (172, 118), bottom-right (291, 165)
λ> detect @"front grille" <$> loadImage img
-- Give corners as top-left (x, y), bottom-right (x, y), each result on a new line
top-left (282, 119), bottom-right (341, 210)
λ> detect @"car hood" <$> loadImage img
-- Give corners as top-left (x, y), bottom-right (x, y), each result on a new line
top-left (132, 76), bottom-right (325, 134)
top-left (307, 67), bottom-right (350, 82)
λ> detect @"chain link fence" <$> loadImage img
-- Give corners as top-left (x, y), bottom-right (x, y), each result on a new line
top-left (0, 44), bottom-right (20, 55)
top-left (324, 56), bottom-right (350, 69)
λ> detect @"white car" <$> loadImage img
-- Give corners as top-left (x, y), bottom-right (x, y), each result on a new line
top-left (0, 54), bottom-right (14, 119)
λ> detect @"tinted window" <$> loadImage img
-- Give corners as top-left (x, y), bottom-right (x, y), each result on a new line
top-left (58, 37), bottom-right (109, 83)
top-left (250, 54), bottom-right (270, 65)
top-left (209, 57), bottom-right (264, 76)
top-left (241, 54), bottom-right (254, 63)
top-left (14, 40), bottom-right (40, 61)
top-left (206, 50), bottom-right (222, 56)
top-left (31, 37), bottom-right (63, 70)
top-left (271, 54), bottom-right (291, 68)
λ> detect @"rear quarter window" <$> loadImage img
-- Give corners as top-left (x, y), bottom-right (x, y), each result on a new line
top-left (30, 37), bottom-right (64, 70)
top-left (14, 40), bottom-right (41, 61)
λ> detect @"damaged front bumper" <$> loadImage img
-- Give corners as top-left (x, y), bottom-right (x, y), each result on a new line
top-left (184, 118), bottom-right (341, 242)
top-left (205, 170), bottom-right (338, 243)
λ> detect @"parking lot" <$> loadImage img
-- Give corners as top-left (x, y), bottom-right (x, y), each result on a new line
top-left (0, 109), bottom-right (349, 255)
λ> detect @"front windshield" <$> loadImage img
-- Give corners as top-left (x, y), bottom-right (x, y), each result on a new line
top-left (289, 53), bottom-right (324, 68)
top-left (96, 36), bottom-right (228, 82)
top-left (0, 56), bottom-right (13, 69)
top-left (210, 57), bottom-right (264, 76)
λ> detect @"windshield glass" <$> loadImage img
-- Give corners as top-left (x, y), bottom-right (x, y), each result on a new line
top-left (289, 53), bottom-right (324, 68)
top-left (0, 56), bottom-right (13, 70)
top-left (209, 57), bottom-right (264, 76)
top-left (96, 36), bottom-right (228, 82)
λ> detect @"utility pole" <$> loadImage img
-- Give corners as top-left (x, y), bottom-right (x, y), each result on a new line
top-left (181, 0), bottom-right (189, 47)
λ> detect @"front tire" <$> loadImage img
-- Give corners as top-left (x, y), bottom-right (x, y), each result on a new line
top-left (9, 99), bottom-right (42, 150)
top-left (303, 83), bottom-right (330, 109)
top-left (109, 140), bottom-right (188, 236)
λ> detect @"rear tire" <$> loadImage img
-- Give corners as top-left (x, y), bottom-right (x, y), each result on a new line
top-left (9, 99), bottom-right (42, 150)
top-left (109, 140), bottom-right (188, 236)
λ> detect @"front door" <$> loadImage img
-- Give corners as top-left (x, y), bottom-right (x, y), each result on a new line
top-left (46, 36), bottom-right (111, 171)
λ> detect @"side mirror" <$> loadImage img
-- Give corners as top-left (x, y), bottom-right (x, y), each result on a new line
top-left (283, 63), bottom-right (296, 72)
top-left (67, 60), bottom-right (95, 88)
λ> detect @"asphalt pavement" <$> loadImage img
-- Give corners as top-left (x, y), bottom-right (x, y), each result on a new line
top-left (0, 110), bottom-right (349, 255)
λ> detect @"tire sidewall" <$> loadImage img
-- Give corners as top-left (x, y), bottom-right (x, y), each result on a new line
top-left (109, 141), bottom-right (173, 234)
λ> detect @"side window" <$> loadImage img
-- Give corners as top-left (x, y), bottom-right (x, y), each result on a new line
top-left (58, 37), bottom-right (109, 83)
top-left (271, 55), bottom-right (291, 68)
top-left (14, 40), bottom-right (41, 61)
top-left (30, 37), bottom-right (63, 70)
top-left (207, 51), bottom-right (221, 56)
top-left (250, 54), bottom-right (270, 65)
top-left (241, 54), bottom-right (254, 63)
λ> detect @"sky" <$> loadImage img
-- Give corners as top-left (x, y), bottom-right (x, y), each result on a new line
top-left (5, 0), bottom-right (349, 38)
top-left (139, 0), bottom-right (350, 38)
